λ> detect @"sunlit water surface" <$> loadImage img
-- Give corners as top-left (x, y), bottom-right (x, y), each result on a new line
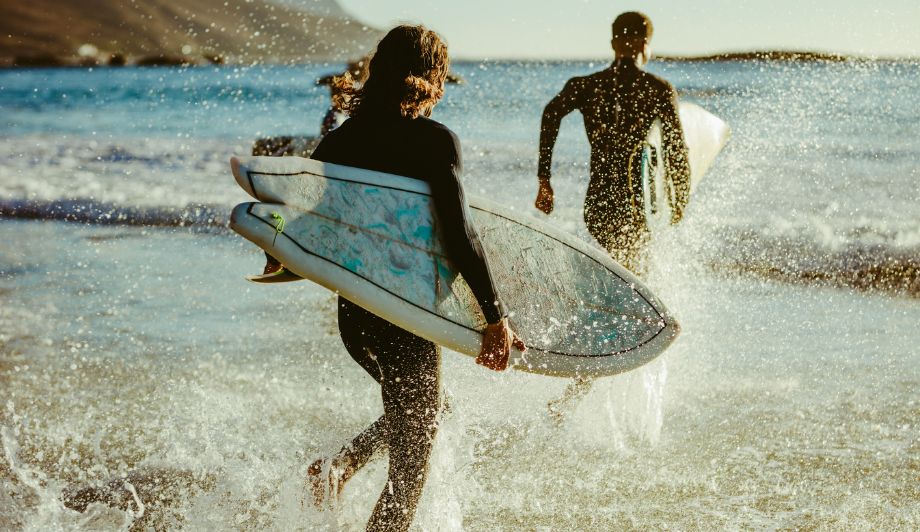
top-left (1, 60), bottom-right (918, 529)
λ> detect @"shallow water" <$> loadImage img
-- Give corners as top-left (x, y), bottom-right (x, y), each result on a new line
top-left (1, 60), bottom-right (919, 529)
top-left (1, 221), bottom-right (917, 530)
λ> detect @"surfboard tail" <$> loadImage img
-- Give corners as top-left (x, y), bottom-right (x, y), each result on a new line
top-left (231, 203), bottom-right (306, 284)
top-left (230, 156), bottom-right (258, 199)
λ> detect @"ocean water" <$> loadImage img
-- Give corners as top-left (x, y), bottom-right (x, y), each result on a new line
top-left (1, 60), bottom-right (919, 530)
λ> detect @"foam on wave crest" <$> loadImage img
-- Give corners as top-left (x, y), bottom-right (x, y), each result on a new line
top-left (0, 199), bottom-right (228, 230)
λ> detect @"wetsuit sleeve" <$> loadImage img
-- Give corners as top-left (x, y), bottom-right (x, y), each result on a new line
top-left (538, 78), bottom-right (583, 178)
top-left (430, 131), bottom-right (506, 324)
top-left (660, 86), bottom-right (692, 224)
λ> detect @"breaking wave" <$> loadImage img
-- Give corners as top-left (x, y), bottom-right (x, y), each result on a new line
top-left (0, 199), bottom-right (228, 230)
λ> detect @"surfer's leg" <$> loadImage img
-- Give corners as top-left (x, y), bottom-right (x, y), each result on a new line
top-left (616, 228), bottom-right (650, 276)
top-left (584, 202), bottom-right (623, 257)
top-left (305, 299), bottom-right (391, 505)
top-left (366, 336), bottom-right (441, 532)
top-left (584, 205), bottom-right (650, 276)
top-left (534, 208), bottom-right (614, 420)
top-left (338, 298), bottom-right (387, 383)
top-left (307, 416), bottom-right (387, 506)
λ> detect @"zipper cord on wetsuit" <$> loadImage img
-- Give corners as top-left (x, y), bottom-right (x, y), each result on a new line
top-left (628, 142), bottom-right (647, 221)
top-left (270, 212), bottom-right (285, 247)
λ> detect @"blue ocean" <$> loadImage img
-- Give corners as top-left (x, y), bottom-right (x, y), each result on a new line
top-left (1, 60), bottom-right (918, 529)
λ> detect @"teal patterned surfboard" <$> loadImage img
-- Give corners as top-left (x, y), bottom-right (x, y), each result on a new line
top-left (230, 155), bottom-right (680, 377)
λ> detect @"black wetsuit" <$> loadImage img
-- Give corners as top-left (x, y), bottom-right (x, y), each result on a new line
top-left (312, 112), bottom-right (506, 326)
top-left (309, 112), bottom-right (504, 530)
top-left (539, 59), bottom-right (691, 267)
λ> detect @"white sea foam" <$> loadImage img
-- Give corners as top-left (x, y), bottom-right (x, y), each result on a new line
top-left (0, 135), bottom-right (252, 208)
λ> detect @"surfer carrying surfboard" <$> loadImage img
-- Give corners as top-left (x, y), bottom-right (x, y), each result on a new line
top-left (534, 12), bottom-right (692, 417)
top-left (534, 11), bottom-right (691, 273)
top-left (302, 25), bottom-right (525, 531)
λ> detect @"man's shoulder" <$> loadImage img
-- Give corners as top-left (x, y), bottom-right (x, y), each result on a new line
top-left (565, 69), bottom-right (610, 89)
top-left (638, 70), bottom-right (677, 95)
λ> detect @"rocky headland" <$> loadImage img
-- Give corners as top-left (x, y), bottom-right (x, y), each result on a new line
top-left (1, 0), bottom-right (381, 66)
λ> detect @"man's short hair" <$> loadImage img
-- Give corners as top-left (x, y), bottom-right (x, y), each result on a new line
top-left (612, 11), bottom-right (654, 43)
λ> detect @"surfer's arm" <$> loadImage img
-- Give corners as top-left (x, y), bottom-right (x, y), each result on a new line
top-left (430, 133), bottom-right (506, 325)
top-left (536, 80), bottom-right (580, 214)
top-left (660, 87), bottom-right (691, 224)
top-left (538, 79), bottom-right (580, 180)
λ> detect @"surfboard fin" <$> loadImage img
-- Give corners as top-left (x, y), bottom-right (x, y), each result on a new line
top-left (245, 267), bottom-right (305, 284)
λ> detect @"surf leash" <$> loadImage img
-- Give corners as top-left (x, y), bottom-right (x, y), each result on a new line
top-left (270, 212), bottom-right (285, 246)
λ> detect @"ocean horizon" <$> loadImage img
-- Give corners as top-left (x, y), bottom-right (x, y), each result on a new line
top-left (5, 51), bottom-right (919, 68)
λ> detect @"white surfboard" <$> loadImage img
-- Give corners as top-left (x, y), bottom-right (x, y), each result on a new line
top-left (641, 102), bottom-right (731, 228)
top-left (229, 156), bottom-right (680, 378)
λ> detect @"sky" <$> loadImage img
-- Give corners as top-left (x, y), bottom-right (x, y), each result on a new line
top-left (336, 0), bottom-right (920, 59)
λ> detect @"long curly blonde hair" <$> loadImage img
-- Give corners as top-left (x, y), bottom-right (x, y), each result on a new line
top-left (332, 25), bottom-right (450, 119)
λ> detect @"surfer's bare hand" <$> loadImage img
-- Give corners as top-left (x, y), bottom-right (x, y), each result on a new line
top-left (476, 319), bottom-right (526, 371)
top-left (535, 177), bottom-right (554, 215)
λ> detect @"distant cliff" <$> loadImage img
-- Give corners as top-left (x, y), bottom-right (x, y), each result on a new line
top-left (0, 0), bottom-right (382, 66)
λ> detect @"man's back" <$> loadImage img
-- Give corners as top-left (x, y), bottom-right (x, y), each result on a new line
top-left (537, 59), bottom-right (691, 264)
top-left (564, 61), bottom-right (679, 170)
top-left (543, 60), bottom-right (688, 190)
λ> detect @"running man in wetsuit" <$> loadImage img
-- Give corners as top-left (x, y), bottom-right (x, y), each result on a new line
top-left (535, 11), bottom-right (691, 272)
top-left (535, 12), bottom-right (691, 417)
top-left (304, 26), bottom-right (524, 532)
